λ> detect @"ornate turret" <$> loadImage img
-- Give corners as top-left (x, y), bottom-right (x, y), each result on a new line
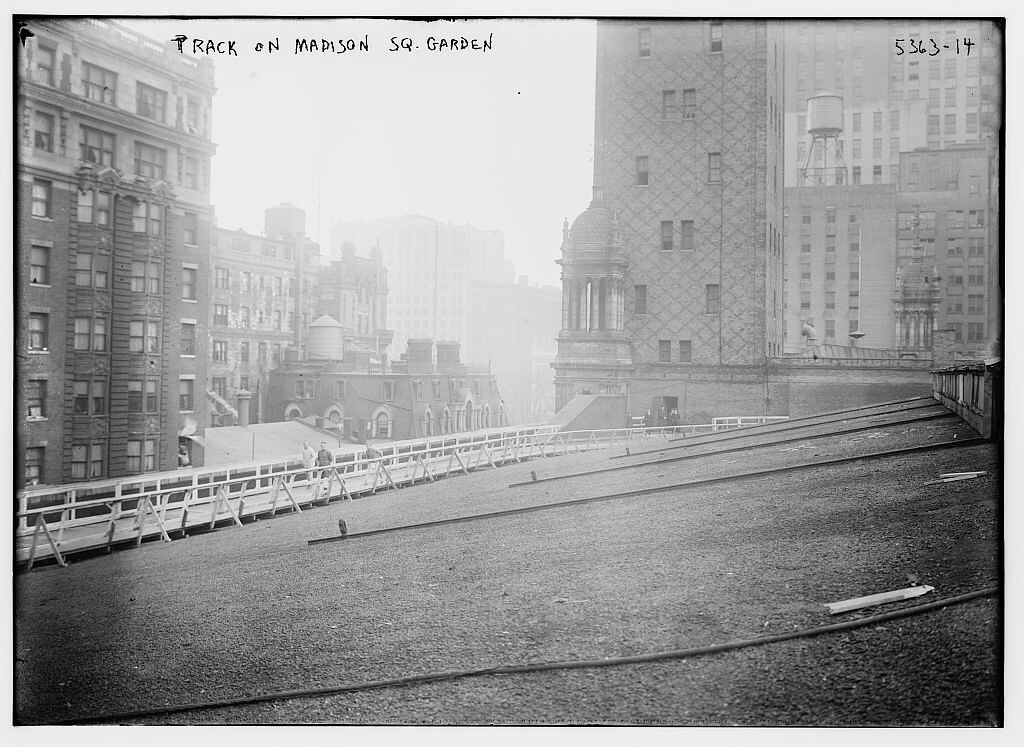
top-left (892, 209), bottom-right (942, 354)
top-left (551, 188), bottom-right (634, 411)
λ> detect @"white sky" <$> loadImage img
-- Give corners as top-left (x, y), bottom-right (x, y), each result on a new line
top-left (120, 18), bottom-right (597, 287)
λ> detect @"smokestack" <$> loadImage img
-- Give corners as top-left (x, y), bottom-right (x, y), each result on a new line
top-left (237, 389), bottom-right (252, 427)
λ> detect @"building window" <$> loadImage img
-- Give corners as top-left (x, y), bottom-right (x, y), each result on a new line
top-left (658, 340), bottom-right (671, 362)
top-left (239, 376), bottom-right (249, 391)
top-left (74, 317), bottom-right (107, 351)
top-left (679, 220), bottom-right (694, 251)
top-left (240, 272), bottom-right (251, 293)
top-left (872, 165), bottom-right (882, 180)
top-left (272, 310), bottom-right (282, 331)
top-left (128, 380), bottom-right (158, 413)
top-left (71, 444), bottom-right (105, 480)
top-left (239, 341), bottom-right (249, 363)
top-left (96, 189), bottom-right (111, 224)
top-left (184, 156), bottom-right (199, 189)
top-left (382, 381), bottom-right (395, 401)
top-left (130, 261), bottom-right (161, 293)
top-left (705, 284), bottom-right (720, 315)
top-left (185, 212), bottom-right (199, 245)
top-left (660, 220), bottom-right (674, 251)
top-left (213, 304), bottom-right (229, 326)
top-left (801, 243), bottom-right (811, 254)
top-left (36, 45), bottom-right (55, 86)
top-left (182, 267), bottom-right (197, 300)
top-left (636, 156), bottom-right (649, 185)
top-left (682, 88), bottom-right (696, 118)
top-left (432, 380), bottom-right (442, 400)
top-left (212, 377), bottom-right (228, 398)
top-left (82, 62), bottom-right (117, 104)
top-left (34, 111), bottom-right (54, 152)
top-left (852, 166), bottom-right (861, 184)
top-left (335, 380), bottom-right (346, 400)
top-left (825, 270), bottom-right (836, 281)
top-left (26, 379), bottom-right (46, 419)
top-left (852, 112), bottom-right (861, 132)
top-left (968, 267), bottom-right (985, 286)
top-left (80, 125), bottom-right (115, 166)
top-left (30, 245), bottom-right (50, 285)
top-left (825, 236), bottom-right (836, 252)
top-left (375, 412), bottom-right (391, 438)
top-left (77, 189), bottom-right (94, 223)
top-left (214, 267), bottom-right (229, 289)
top-left (825, 320), bottom-right (835, 338)
top-left (825, 292), bottom-right (836, 310)
top-left (967, 294), bottom-right (985, 315)
top-left (662, 89), bottom-right (676, 119)
top-left (28, 313), bottom-right (48, 351)
top-left (181, 322), bottom-right (196, 355)
top-left (852, 140), bottom-right (861, 159)
top-left (968, 210), bottom-right (984, 228)
top-left (709, 21), bottom-right (722, 52)
top-left (25, 446), bottom-right (44, 486)
top-left (634, 284), bottom-right (647, 314)
top-left (133, 142), bottom-right (166, 180)
top-left (872, 138), bottom-right (882, 159)
top-left (136, 82), bottom-right (167, 122)
top-left (126, 439), bottom-right (157, 473)
top-left (240, 307), bottom-right (251, 328)
top-left (129, 320), bottom-right (160, 353)
top-left (967, 323), bottom-right (985, 343)
top-left (708, 152), bottom-right (721, 183)
top-left (74, 253), bottom-right (108, 288)
top-left (678, 339), bottom-right (692, 363)
top-left (210, 339), bottom-right (228, 362)
top-left (179, 379), bottom-right (195, 411)
top-left (849, 263), bottom-right (860, 280)
top-left (32, 179), bottom-right (52, 218)
top-left (638, 26), bottom-right (651, 57)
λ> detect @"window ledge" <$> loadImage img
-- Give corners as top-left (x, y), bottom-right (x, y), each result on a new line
top-left (29, 283), bottom-right (52, 288)
top-left (182, 298), bottom-right (198, 303)
top-left (27, 349), bottom-right (50, 355)
top-left (25, 416), bottom-right (48, 422)
top-left (32, 216), bottom-right (53, 222)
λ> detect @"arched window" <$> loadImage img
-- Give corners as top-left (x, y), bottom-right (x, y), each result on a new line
top-left (375, 411), bottom-right (390, 438)
top-left (484, 405), bottom-right (491, 428)
top-left (465, 401), bottom-right (473, 432)
top-left (285, 404), bottom-right (302, 419)
top-left (442, 407), bottom-right (451, 434)
top-left (423, 408), bottom-right (433, 437)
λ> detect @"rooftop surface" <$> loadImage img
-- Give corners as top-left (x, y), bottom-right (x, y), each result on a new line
top-left (14, 401), bottom-right (1000, 725)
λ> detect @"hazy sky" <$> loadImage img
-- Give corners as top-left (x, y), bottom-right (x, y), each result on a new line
top-left (121, 18), bottom-right (597, 287)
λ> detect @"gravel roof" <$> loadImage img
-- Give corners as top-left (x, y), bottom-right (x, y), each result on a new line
top-left (14, 408), bottom-right (1000, 725)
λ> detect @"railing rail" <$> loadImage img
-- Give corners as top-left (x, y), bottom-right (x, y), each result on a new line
top-left (16, 417), bottom-right (779, 569)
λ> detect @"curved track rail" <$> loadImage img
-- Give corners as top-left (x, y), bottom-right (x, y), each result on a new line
top-left (510, 408), bottom-right (957, 489)
top-left (309, 436), bottom-right (984, 546)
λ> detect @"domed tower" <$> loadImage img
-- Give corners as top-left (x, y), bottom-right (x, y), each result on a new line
top-left (551, 188), bottom-right (633, 411)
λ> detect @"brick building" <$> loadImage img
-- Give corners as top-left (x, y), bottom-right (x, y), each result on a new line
top-left (209, 204), bottom-right (322, 426)
top-left (895, 146), bottom-right (998, 357)
top-left (783, 184), bottom-right (898, 352)
top-left (553, 20), bottom-right (785, 417)
top-left (268, 339), bottom-right (505, 441)
top-left (18, 19), bottom-right (216, 487)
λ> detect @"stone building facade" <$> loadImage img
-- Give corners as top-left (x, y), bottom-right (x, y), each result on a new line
top-left (553, 20), bottom-right (785, 417)
top-left (317, 241), bottom-right (392, 360)
top-left (209, 205), bottom-right (322, 426)
top-left (18, 19), bottom-right (216, 487)
top-left (267, 340), bottom-right (505, 441)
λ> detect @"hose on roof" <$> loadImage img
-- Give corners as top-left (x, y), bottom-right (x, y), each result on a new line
top-left (53, 586), bottom-right (997, 725)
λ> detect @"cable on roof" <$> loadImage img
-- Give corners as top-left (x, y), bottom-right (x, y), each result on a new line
top-left (51, 586), bottom-right (997, 725)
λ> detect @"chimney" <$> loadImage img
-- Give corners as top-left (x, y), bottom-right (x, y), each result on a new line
top-left (236, 390), bottom-right (252, 427)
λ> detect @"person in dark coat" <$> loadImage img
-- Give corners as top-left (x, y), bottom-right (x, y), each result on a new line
top-left (316, 441), bottom-right (333, 478)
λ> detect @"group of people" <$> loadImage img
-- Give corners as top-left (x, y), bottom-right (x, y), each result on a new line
top-left (300, 439), bottom-right (383, 482)
top-left (633, 408), bottom-right (682, 428)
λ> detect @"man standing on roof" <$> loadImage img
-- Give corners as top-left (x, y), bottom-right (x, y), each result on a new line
top-left (301, 440), bottom-right (316, 482)
top-left (317, 441), bottom-right (333, 477)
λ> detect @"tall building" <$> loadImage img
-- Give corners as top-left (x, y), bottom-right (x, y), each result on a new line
top-left (895, 145), bottom-right (996, 356)
top-left (332, 216), bottom-right (515, 362)
top-left (553, 20), bottom-right (785, 416)
top-left (317, 241), bottom-right (391, 360)
top-left (783, 21), bottom-right (1002, 357)
top-left (18, 20), bottom-right (216, 486)
top-left (467, 277), bottom-right (561, 424)
top-left (209, 205), bottom-right (322, 426)
top-left (783, 20), bottom-right (999, 189)
top-left (783, 185), bottom-right (897, 352)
